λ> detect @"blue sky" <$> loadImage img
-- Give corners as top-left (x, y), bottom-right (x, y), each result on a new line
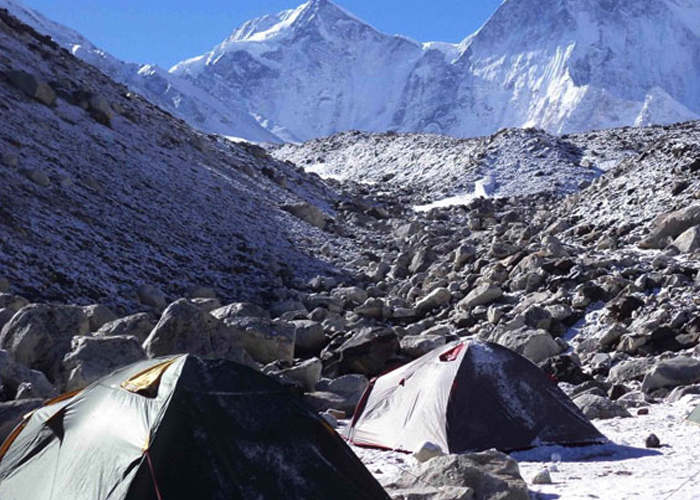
top-left (19, 0), bottom-right (504, 68)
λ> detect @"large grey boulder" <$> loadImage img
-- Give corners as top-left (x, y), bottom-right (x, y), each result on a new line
top-left (0, 349), bottom-right (55, 399)
top-left (316, 373), bottom-right (369, 413)
top-left (573, 393), bottom-right (630, 419)
top-left (459, 284), bottom-right (503, 311)
top-left (494, 328), bottom-right (562, 363)
top-left (608, 358), bottom-right (656, 384)
top-left (0, 304), bottom-right (89, 380)
top-left (136, 284), bottom-right (167, 311)
top-left (291, 320), bottom-right (326, 357)
top-left (383, 450), bottom-right (529, 500)
top-left (82, 304), bottom-right (119, 332)
top-left (211, 302), bottom-right (270, 321)
top-left (282, 203), bottom-right (329, 230)
top-left (322, 328), bottom-right (399, 377)
top-left (639, 206), bottom-right (700, 249)
top-left (62, 335), bottom-right (147, 391)
top-left (415, 288), bottom-right (452, 315)
top-left (220, 317), bottom-right (295, 364)
top-left (264, 358), bottom-right (322, 392)
top-left (95, 312), bottom-right (156, 342)
top-left (641, 357), bottom-right (700, 393)
top-left (673, 226), bottom-right (700, 253)
top-left (142, 299), bottom-right (253, 367)
top-left (7, 70), bottom-right (56, 106)
top-left (401, 335), bottom-right (447, 358)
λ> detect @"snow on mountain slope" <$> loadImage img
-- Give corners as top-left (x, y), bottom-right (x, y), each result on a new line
top-left (0, 0), bottom-right (281, 143)
top-left (0, 8), bottom-right (341, 311)
top-left (171, 0), bottom-right (700, 142)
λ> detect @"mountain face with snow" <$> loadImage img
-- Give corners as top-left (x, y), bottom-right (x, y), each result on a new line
top-left (171, 0), bottom-right (700, 142)
top-left (4, 0), bottom-right (699, 143)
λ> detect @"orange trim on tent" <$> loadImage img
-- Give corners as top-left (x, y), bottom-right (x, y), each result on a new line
top-left (121, 357), bottom-right (179, 397)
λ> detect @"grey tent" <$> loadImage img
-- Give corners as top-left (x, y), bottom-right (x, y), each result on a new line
top-left (347, 340), bottom-right (606, 453)
top-left (689, 404), bottom-right (700, 426)
top-left (0, 355), bottom-right (390, 500)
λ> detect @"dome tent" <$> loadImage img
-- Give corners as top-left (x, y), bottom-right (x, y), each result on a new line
top-left (0, 355), bottom-right (390, 500)
top-left (346, 340), bottom-right (606, 453)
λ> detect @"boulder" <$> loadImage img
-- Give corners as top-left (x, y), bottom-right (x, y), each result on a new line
top-left (573, 393), bottom-right (630, 419)
top-left (0, 294), bottom-right (29, 312)
top-left (95, 312), bottom-right (155, 342)
top-left (322, 328), bottom-right (399, 377)
top-left (495, 328), bottom-right (562, 363)
top-left (82, 304), bottom-right (119, 332)
top-left (673, 226), bottom-right (700, 253)
top-left (221, 317), bottom-right (295, 364)
top-left (22, 168), bottom-right (50, 187)
top-left (0, 304), bottom-right (89, 380)
top-left (332, 287), bottom-right (368, 306)
top-left (136, 284), bottom-right (167, 311)
top-left (7, 70), bottom-right (56, 106)
top-left (0, 349), bottom-right (55, 399)
top-left (384, 450), bottom-right (529, 500)
top-left (454, 245), bottom-right (477, 269)
top-left (211, 302), bottom-right (270, 321)
top-left (608, 358), bottom-right (655, 384)
top-left (317, 373), bottom-right (369, 413)
top-left (607, 296), bottom-right (645, 322)
top-left (264, 358), bottom-right (322, 392)
top-left (401, 335), bottom-right (447, 358)
top-left (354, 298), bottom-right (387, 319)
top-left (142, 299), bottom-right (253, 367)
top-left (302, 391), bottom-right (348, 413)
top-left (415, 288), bottom-right (452, 315)
top-left (639, 205), bottom-right (700, 249)
top-left (413, 441), bottom-right (446, 463)
top-left (459, 284), bottom-right (503, 311)
top-left (291, 320), bottom-right (326, 357)
top-left (62, 335), bottom-right (147, 391)
top-left (641, 357), bottom-right (700, 393)
top-left (282, 203), bottom-right (328, 230)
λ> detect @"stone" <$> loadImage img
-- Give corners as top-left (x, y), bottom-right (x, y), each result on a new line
top-left (522, 306), bottom-right (552, 331)
top-left (641, 357), bottom-right (700, 393)
top-left (211, 302), bottom-right (270, 321)
top-left (0, 349), bottom-right (55, 399)
top-left (354, 298), bottom-right (387, 319)
top-left (282, 202), bottom-right (328, 230)
top-left (531, 469), bottom-right (552, 485)
top-left (459, 284), bottom-right (503, 311)
top-left (22, 168), bottom-right (50, 187)
top-left (82, 304), bottom-right (118, 332)
top-left (291, 320), bottom-right (326, 357)
top-left (7, 70), bottom-right (56, 106)
top-left (221, 317), bottom-right (295, 364)
top-left (95, 312), bottom-right (155, 342)
top-left (608, 358), bottom-right (655, 384)
top-left (190, 297), bottom-right (221, 313)
top-left (573, 393), bottom-right (630, 419)
top-left (672, 225), bottom-right (700, 253)
top-left (0, 294), bottom-right (29, 313)
top-left (495, 328), bottom-right (563, 363)
top-left (539, 355), bottom-right (590, 385)
top-left (645, 433), bottom-right (661, 449)
top-left (607, 295), bottom-right (645, 322)
top-left (332, 286), bottom-right (368, 306)
top-left (302, 391), bottom-right (348, 413)
top-left (264, 357), bottom-right (322, 392)
top-left (415, 288), bottom-right (452, 315)
top-left (639, 205), bottom-right (700, 249)
top-left (454, 244), bottom-right (477, 269)
top-left (137, 284), bottom-right (167, 311)
top-left (322, 328), bottom-right (399, 377)
top-left (0, 276), bottom-right (9, 293)
top-left (412, 441), bottom-right (445, 463)
top-left (62, 335), bottom-right (147, 391)
top-left (401, 335), bottom-right (447, 358)
top-left (409, 249), bottom-right (437, 274)
top-left (317, 373), bottom-right (370, 413)
top-left (142, 299), bottom-right (253, 367)
top-left (0, 304), bottom-right (89, 380)
top-left (87, 93), bottom-right (114, 125)
top-left (384, 450), bottom-right (529, 500)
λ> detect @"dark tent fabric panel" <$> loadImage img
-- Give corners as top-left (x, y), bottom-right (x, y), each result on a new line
top-left (445, 342), bottom-right (605, 453)
top-left (0, 356), bottom-right (390, 500)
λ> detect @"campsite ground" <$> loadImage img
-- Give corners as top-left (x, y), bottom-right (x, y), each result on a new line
top-left (347, 396), bottom-right (700, 500)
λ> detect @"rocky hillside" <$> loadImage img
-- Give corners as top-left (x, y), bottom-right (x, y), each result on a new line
top-left (0, 6), bottom-right (346, 312)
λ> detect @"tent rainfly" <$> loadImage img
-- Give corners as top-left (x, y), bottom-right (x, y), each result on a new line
top-left (346, 340), bottom-right (606, 453)
top-left (0, 355), bottom-right (391, 500)
top-left (689, 404), bottom-right (700, 426)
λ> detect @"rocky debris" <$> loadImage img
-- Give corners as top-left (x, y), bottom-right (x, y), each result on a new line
top-left (322, 328), bottom-right (399, 377)
top-left (412, 441), bottom-right (446, 463)
top-left (641, 357), bottom-right (700, 394)
top-left (639, 206), bottom-right (700, 249)
top-left (0, 349), bottom-right (55, 400)
top-left (415, 288), bottom-right (452, 315)
top-left (142, 299), bottom-right (253, 367)
top-left (401, 335), bottom-right (448, 358)
top-left (264, 357), bottom-right (322, 392)
top-left (73, 90), bottom-right (114, 126)
top-left (573, 393), bottom-right (631, 420)
top-left (219, 317), bottom-right (295, 364)
top-left (282, 202), bottom-right (330, 230)
top-left (82, 304), bottom-right (119, 332)
top-left (492, 328), bottom-right (563, 364)
top-left (459, 284), bottom-right (503, 311)
top-left (0, 304), bottom-right (89, 381)
top-left (95, 313), bottom-right (155, 342)
top-left (6, 69), bottom-right (56, 106)
top-left (645, 433), bottom-right (661, 449)
top-left (383, 450), bottom-right (530, 500)
top-left (62, 335), bottom-right (146, 391)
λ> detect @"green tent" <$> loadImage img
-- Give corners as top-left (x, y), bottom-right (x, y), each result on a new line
top-left (0, 355), bottom-right (390, 500)
top-left (689, 404), bottom-right (700, 426)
